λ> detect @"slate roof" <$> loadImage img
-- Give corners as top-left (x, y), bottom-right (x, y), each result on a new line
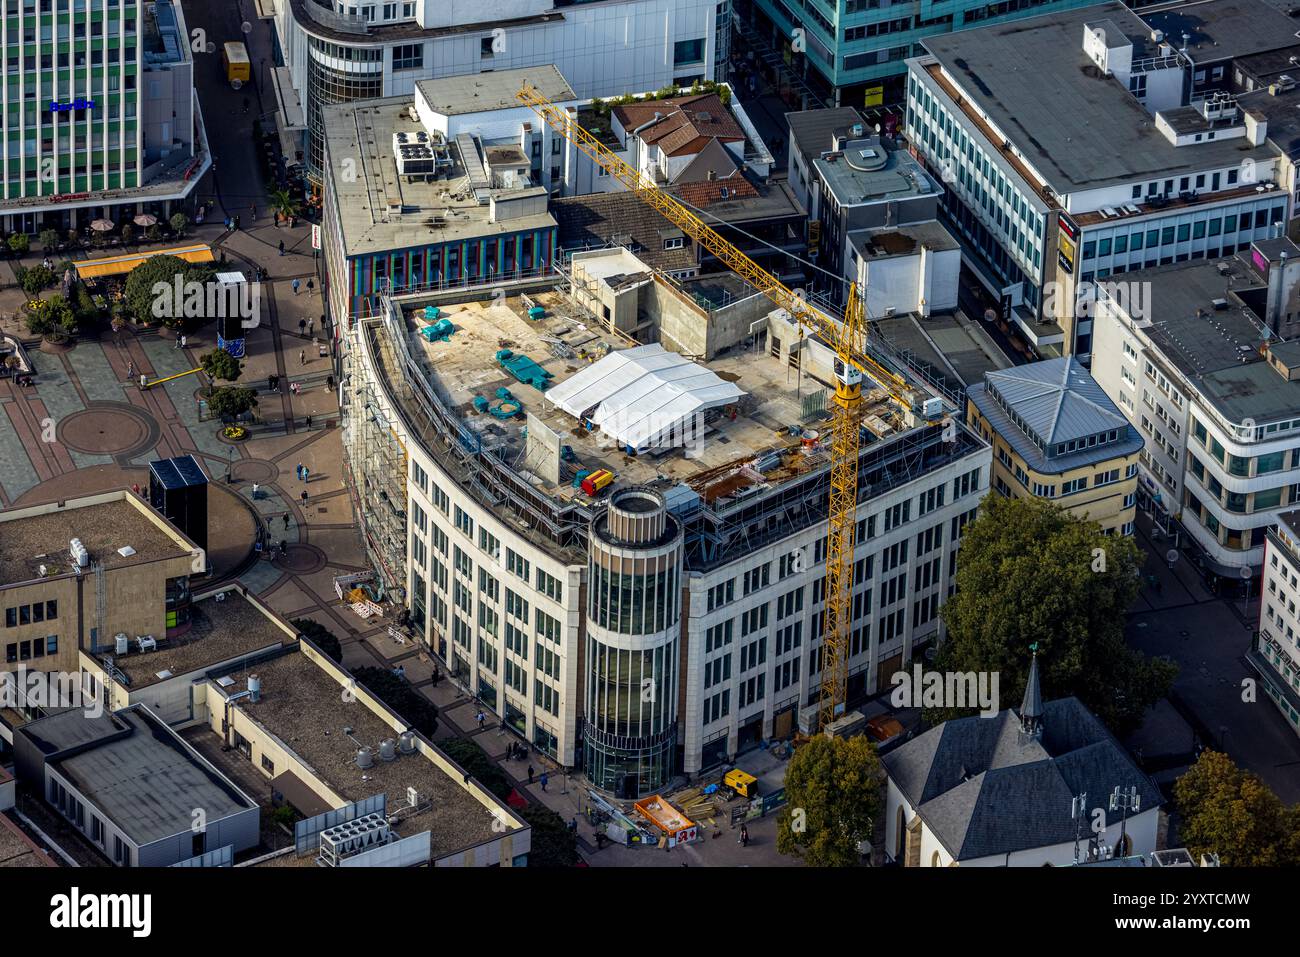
top-left (882, 698), bottom-right (1163, 861)
top-left (614, 94), bottom-right (745, 157)
top-left (674, 137), bottom-right (744, 185)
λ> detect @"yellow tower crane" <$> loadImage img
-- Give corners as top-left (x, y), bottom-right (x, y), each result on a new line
top-left (518, 84), bottom-right (940, 729)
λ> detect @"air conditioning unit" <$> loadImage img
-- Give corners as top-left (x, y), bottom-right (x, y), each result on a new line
top-left (136, 636), bottom-right (157, 653)
top-left (319, 813), bottom-right (391, 866)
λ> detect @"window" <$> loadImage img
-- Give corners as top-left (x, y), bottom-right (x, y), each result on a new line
top-left (664, 237), bottom-right (684, 250)
top-left (673, 38), bottom-right (705, 66)
top-left (454, 506), bottom-right (474, 538)
top-left (261, 754), bottom-right (275, 774)
top-left (536, 569), bottom-right (563, 603)
top-left (506, 549), bottom-right (530, 582)
top-left (392, 43), bottom-right (423, 70)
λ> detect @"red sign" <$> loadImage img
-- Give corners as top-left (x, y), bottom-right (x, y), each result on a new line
top-left (50, 192), bottom-right (90, 204)
top-left (1058, 213), bottom-right (1079, 241)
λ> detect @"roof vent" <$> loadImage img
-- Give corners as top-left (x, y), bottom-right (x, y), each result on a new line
top-left (1212, 298), bottom-right (1229, 310)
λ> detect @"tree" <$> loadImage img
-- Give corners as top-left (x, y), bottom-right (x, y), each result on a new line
top-left (20, 264), bottom-right (55, 296)
top-left (123, 253), bottom-right (212, 328)
top-left (7, 232), bottom-right (29, 256)
top-left (439, 738), bottom-right (512, 800)
top-left (121, 223), bottom-right (136, 245)
top-left (351, 665), bottom-right (439, 738)
top-left (169, 212), bottom-right (190, 237)
top-left (930, 495), bottom-right (1176, 735)
top-left (516, 803), bottom-right (580, 867)
top-left (777, 735), bottom-right (882, 866)
top-left (268, 188), bottom-right (301, 226)
top-left (205, 385), bottom-right (259, 421)
top-left (38, 229), bottom-right (61, 252)
top-left (1174, 750), bottom-right (1300, 866)
top-left (290, 618), bottom-right (341, 663)
top-left (24, 294), bottom-right (77, 340)
top-left (200, 348), bottom-right (243, 391)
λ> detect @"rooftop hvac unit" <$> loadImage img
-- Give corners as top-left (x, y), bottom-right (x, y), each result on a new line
top-left (319, 812), bottom-right (390, 865)
top-left (398, 730), bottom-right (417, 754)
top-left (70, 538), bottom-right (89, 568)
top-left (136, 636), bottom-right (157, 653)
top-left (115, 634), bottom-right (129, 655)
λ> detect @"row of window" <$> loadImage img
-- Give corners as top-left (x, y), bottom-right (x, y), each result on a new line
top-left (4, 634), bottom-right (58, 662)
top-left (5, 599), bottom-right (57, 627)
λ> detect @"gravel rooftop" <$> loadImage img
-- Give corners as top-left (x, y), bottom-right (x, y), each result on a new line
top-left (237, 652), bottom-right (502, 859)
top-left (114, 591), bottom-right (292, 688)
top-left (0, 497), bottom-right (191, 585)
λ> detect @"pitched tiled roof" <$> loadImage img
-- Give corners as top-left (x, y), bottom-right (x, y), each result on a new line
top-left (882, 698), bottom-right (1163, 861)
top-left (553, 191), bottom-right (698, 274)
top-left (614, 94), bottom-right (745, 157)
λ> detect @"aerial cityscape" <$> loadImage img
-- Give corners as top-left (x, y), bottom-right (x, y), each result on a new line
top-left (0, 0), bottom-right (1291, 920)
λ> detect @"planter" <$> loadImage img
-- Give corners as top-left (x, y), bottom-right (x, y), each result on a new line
top-left (222, 424), bottom-right (250, 441)
top-left (39, 336), bottom-right (74, 354)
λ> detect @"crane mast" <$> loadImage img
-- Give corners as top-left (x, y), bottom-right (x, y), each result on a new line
top-left (518, 83), bottom-right (921, 729)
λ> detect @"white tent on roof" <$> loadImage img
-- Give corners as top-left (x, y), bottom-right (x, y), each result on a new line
top-left (547, 343), bottom-right (746, 453)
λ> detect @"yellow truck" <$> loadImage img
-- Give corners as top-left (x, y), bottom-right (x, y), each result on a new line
top-left (222, 41), bottom-right (251, 90)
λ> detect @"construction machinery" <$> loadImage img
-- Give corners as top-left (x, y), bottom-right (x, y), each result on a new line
top-left (517, 83), bottom-right (944, 730)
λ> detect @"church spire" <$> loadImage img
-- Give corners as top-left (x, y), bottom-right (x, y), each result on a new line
top-left (1021, 643), bottom-right (1043, 738)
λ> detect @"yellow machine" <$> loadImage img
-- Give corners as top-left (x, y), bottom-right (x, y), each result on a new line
top-left (517, 84), bottom-right (938, 730)
top-left (222, 41), bottom-right (251, 89)
top-left (723, 768), bottom-right (759, 799)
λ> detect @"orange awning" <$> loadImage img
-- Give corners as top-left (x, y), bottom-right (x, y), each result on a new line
top-left (73, 244), bottom-right (215, 280)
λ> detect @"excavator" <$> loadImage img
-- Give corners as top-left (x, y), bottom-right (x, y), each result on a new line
top-left (517, 84), bottom-right (945, 730)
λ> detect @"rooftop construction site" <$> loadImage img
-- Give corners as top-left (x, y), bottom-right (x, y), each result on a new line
top-left (354, 242), bottom-right (981, 569)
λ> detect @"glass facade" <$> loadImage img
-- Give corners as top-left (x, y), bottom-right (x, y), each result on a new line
top-left (583, 489), bottom-right (682, 798)
top-left (306, 39), bottom-right (383, 177)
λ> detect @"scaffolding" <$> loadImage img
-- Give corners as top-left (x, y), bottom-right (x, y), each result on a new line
top-left (342, 333), bottom-right (410, 600)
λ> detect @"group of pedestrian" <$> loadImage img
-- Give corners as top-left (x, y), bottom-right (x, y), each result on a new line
top-left (173, 330), bottom-right (188, 350)
top-left (11, 373), bottom-right (34, 388)
top-left (295, 462), bottom-right (310, 483)
top-left (290, 380), bottom-right (302, 395)
top-left (267, 373), bottom-right (280, 392)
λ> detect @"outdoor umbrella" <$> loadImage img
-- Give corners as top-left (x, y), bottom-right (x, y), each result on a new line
top-left (89, 219), bottom-right (114, 232)
top-left (133, 213), bottom-right (158, 227)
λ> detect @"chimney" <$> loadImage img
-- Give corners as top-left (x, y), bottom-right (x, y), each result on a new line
top-left (706, 169), bottom-right (716, 181)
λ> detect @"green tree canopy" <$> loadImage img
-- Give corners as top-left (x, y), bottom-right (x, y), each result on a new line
top-left (931, 495), bottom-right (1175, 735)
top-left (1174, 750), bottom-right (1300, 866)
top-left (7, 232), bottom-right (30, 256)
top-left (351, 665), bottom-right (439, 738)
top-left (206, 385), bottom-right (258, 420)
top-left (38, 229), bottom-right (61, 252)
top-left (20, 264), bottom-right (55, 296)
top-left (24, 294), bottom-right (77, 340)
top-left (123, 254), bottom-right (213, 329)
top-left (439, 738), bottom-right (512, 800)
top-left (516, 802), bottom-right (580, 867)
top-left (169, 212), bottom-right (190, 237)
top-left (200, 348), bottom-right (243, 389)
top-left (777, 734), bottom-right (882, 866)
top-left (290, 618), bottom-right (341, 663)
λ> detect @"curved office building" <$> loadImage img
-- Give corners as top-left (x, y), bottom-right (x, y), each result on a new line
top-left (585, 488), bottom-right (682, 798)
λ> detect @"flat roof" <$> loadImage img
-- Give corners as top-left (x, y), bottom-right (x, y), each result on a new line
top-left (1121, 254), bottom-right (1300, 423)
top-left (1142, 0), bottom-right (1300, 65)
top-left (919, 2), bottom-right (1275, 194)
top-left (110, 591), bottom-right (293, 689)
top-left (850, 221), bottom-right (960, 260)
top-left (786, 107), bottom-right (868, 157)
top-left (415, 65), bottom-right (575, 116)
top-left (232, 651), bottom-right (500, 859)
top-left (1276, 508), bottom-right (1300, 542)
top-left (321, 95), bottom-right (556, 259)
top-left (0, 496), bottom-right (193, 588)
top-left (395, 291), bottom-right (908, 503)
top-left (27, 707), bottom-right (255, 846)
top-left (0, 812), bottom-right (53, 867)
top-left (812, 138), bottom-right (938, 207)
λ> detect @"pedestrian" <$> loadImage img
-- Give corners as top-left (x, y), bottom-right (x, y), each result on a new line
top-left (251, 482), bottom-right (259, 500)
top-left (174, 330), bottom-right (181, 349)
top-left (306, 279), bottom-right (314, 295)
top-left (300, 490), bottom-right (308, 506)
top-left (303, 465), bottom-right (310, 481)
top-left (242, 96), bottom-right (250, 114)
top-left (326, 374), bottom-right (334, 390)
top-left (234, 215), bottom-right (241, 230)
top-left (295, 462), bottom-right (303, 480)
top-left (292, 278), bottom-right (301, 295)
top-left (280, 539), bottom-right (288, 554)
top-left (540, 771), bottom-right (548, 792)
top-left (527, 765), bottom-right (534, 784)
top-left (299, 349), bottom-right (306, 366)
top-left (278, 239), bottom-right (285, 256)
top-left (250, 203), bottom-right (257, 222)
top-left (139, 373), bottom-right (148, 388)
top-left (180, 334), bottom-right (187, 350)
top-left (126, 358), bottom-right (134, 379)
top-left (307, 317), bottom-right (314, 335)
top-left (282, 513), bottom-right (290, 530)
top-left (298, 318), bottom-right (306, 335)
top-left (741, 824), bottom-right (749, 847)
top-left (477, 711), bottom-right (485, 729)
top-left (306, 415), bottom-right (313, 430)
